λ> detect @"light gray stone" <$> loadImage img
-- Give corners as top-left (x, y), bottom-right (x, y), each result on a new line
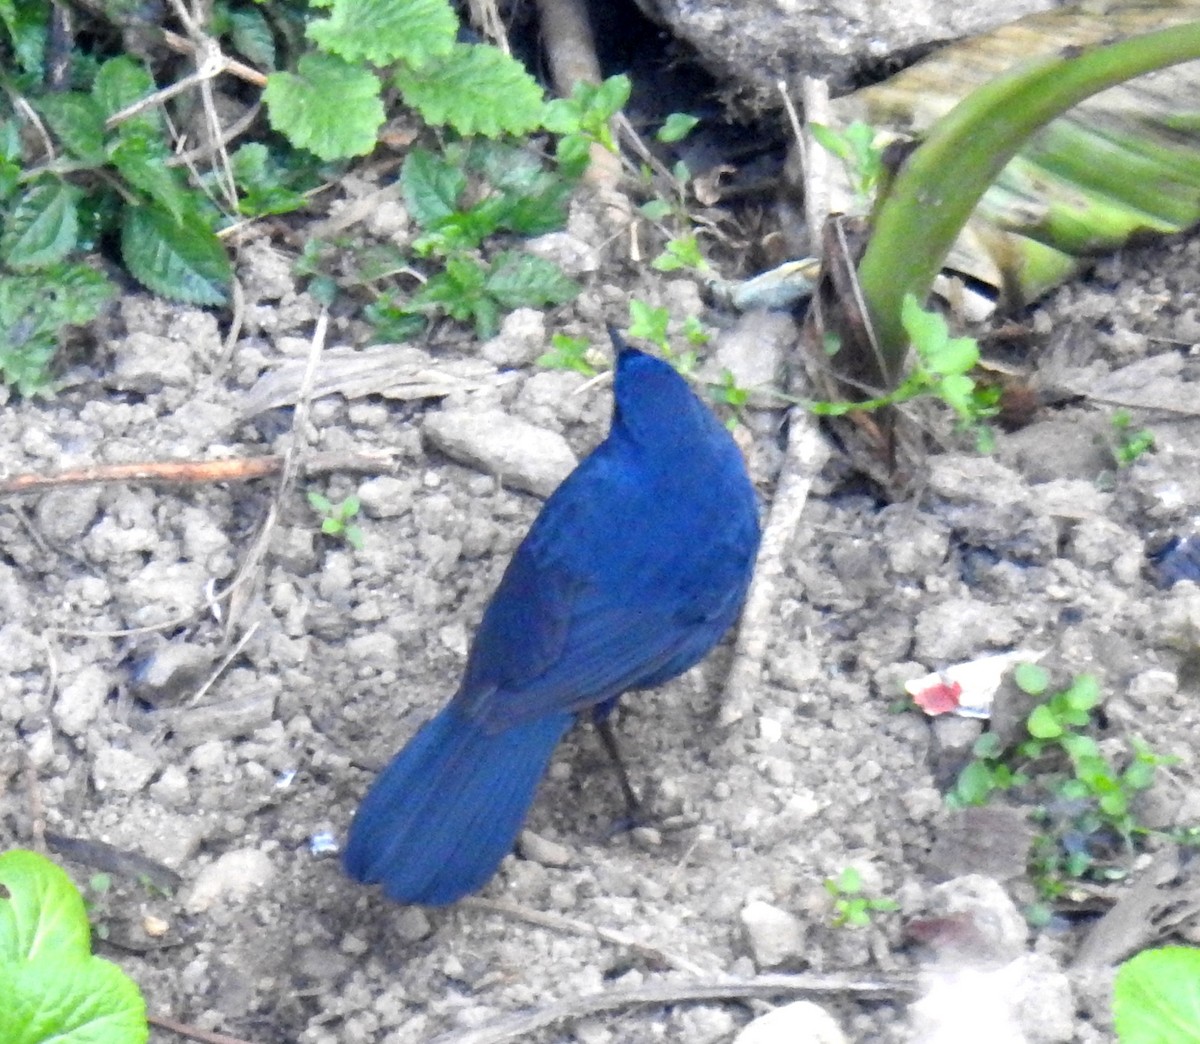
top-left (734, 1001), bottom-right (847, 1044)
top-left (423, 408), bottom-right (577, 498)
top-left (740, 900), bottom-right (806, 969)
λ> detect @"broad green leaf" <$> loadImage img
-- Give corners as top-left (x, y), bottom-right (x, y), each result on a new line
top-left (1114, 947), bottom-right (1200, 1043)
top-left (264, 53), bottom-right (384, 160)
top-left (484, 251), bottom-right (578, 309)
top-left (307, 0), bottom-right (455, 67)
top-left (0, 850), bottom-right (147, 1044)
top-left (1014, 662), bottom-right (1050, 696)
top-left (121, 204), bottom-right (231, 305)
top-left (0, 850), bottom-right (90, 964)
top-left (400, 147), bottom-right (466, 228)
top-left (109, 135), bottom-right (190, 224)
top-left (2, 181), bottom-right (79, 269)
top-left (394, 43), bottom-right (547, 138)
top-left (1027, 703), bottom-right (1063, 739)
top-left (1064, 674), bottom-right (1100, 711)
top-left (92, 57), bottom-right (161, 136)
top-left (35, 93), bottom-right (106, 165)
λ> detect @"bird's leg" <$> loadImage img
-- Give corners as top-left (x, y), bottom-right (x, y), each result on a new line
top-left (592, 711), bottom-right (643, 829)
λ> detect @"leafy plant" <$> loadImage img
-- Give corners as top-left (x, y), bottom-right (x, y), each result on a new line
top-left (264, 0), bottom-right (547, 160)
top-left (538, 333), bottom-right (599, 377)
top-left (808, 295), bottom-right (999, 448)
top-left (1111, 410), bottom-right (1155, 467)
top-left (542, 76), bottom-right (632, 178)
top-left (948, 666), bottom-right (1174, 901)
top-left (0, 849), bottom-right (148, 1043)
top-left (1113, 946), bottom-right (1200, 1043)
top-left (308, 491), bottom-right (365, 550)
top-left (824, 866), bottom-right (899, 928)
top-left (810, 120), bottom-right (886, 203)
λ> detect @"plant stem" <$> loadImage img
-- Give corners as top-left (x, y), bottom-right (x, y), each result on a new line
top-left (857, 21), bottom-right (1200, 383)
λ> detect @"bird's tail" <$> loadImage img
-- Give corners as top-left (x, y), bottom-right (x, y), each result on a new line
top-left (342, 705), bottom-right (573, 905)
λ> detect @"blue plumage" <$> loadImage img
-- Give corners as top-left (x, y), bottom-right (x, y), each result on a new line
top-left (343, 331), bottom-right (760, 905)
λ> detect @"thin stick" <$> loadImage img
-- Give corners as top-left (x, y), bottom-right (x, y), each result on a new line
top-left (461, 897), bottom-right (711, 977)
top-left (431, 972), bottom-right (917, 1044)
top-left (0, 450), bottom-right (396, 495)
top-left (148, 1013), bottom-right (257, 1044)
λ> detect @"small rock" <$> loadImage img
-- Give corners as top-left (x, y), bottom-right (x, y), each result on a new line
top-left (708, 312), bottom-right (792, 407)
top-left (35, 487), bottom-right (101, 543)
top-left (518, 830), bottom-right (573, 868)
top-left (734, 1001), bottom-right (848, 1044)
top-left (168, 689), bottom-right (277, 746)
top-left (918, 875), bottom-right (1028, 967)
top-left (924, 806), bottom-right (1035, 882)
top-left (54, 665), bottom-right (110, 737)
top-left (357, 476), bottom-right (415, 518)
top-left (130, 641), bottom-right (218, 706)
top-left (740, 900), bottom-right (806, 969)
top-left (423, 408), bottom-right (577, 497)
top-left (394, 907), bottom-right (433, 943)
top-left (184, 848), bottom-right (275, 913)
top-left (92, 746), bottom-right (157, 794)
top-left (480, 308), bottom-right (547, 367)
top-left (524, 232), bottom-right (600, 276)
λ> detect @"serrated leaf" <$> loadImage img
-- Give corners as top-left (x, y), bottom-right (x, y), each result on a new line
top-left (2, 181), bottom-right (79, 269)
top-left (35, 93), bottom-right (106, 165)
top-left (109, 135), bottom-right (190, 223)
top-left (92, 56), bottom-right (161, 135)
top-left (484, 251), bottom-right (578, 309)
top-left (1114, 947), bottom-right (1200, 1043)
top-left (121, 204), bottom-right (231, 305)
top-left (394, 42), bottom-right (547, 138)
top-left (264, 53), bottom-right (384, 160)
top-left (400, 147), bottom-right (466, 228)
top-left (308, 0), bottom-right (455, 67)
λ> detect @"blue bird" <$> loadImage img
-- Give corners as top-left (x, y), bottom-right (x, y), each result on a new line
top-left (342, 329), bottom-right (761, 905)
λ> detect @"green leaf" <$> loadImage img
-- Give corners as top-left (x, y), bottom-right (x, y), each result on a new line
top-left (1114, 947), bottom-right (1200, 1043)
top-left (308, 0), bottom-right (455, 67)
top-left (1064, 675), bottom-right (1101, 712)
top-left (658, 112), bottom-right (700, 143)
top-left (92, 56), bottom-right (161, 136)
top-left (35, 93), bottom-right (106, 165)
top-left (953, 759), bottom-right (999, 805)
top-left (0, 850), bottom-right (148, 1044)
top-left (109, 135), bottom-right (190, 224)
top-left (0, 0), bottom-right (48, 78)
top-left (0, 850), bottom-right (90, 963)
top-left (484, 251), bottom-right (578, 310)
top-left (227, 5), bottom-right (276, 68)
top-left (1014, 662), bottom-right (1050, 696)
top-left (120, 204), bottom-right (231, 305)
top-left (394, 43), bottom-right (547, 138)
top-left (2, 181), bottom-right (79, 269)
top-left (1027, 704), bottom-right (1064, 740)
top-left (265, 53), bottom-right (384, 161)
top-left (400, 147), bottom-right (466, 229)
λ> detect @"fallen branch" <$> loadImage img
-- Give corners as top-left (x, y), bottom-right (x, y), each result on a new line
top-left (0, 450), bottom-right (396, 495)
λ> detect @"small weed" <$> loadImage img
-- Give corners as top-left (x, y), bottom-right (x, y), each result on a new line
top-left (948, 665), bottom-right (1176, 902)
top-left (809, 120), bottom-right (886, 204)
top-left (538, 334), bottom-right (600, 377)
top-left (1111, 410), bottom-right (1155, 467)
top-left (1113, 946), bottom-right (1200, 1042)
top-left (824, 867), bottom-right (899, 928)
top-left (308, 491), bottom-right (364, 550)
top-left (809, 294), bottom-right (999, 449)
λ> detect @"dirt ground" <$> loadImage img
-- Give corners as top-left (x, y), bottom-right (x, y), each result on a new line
top-left (3, 173), bottom-right (1200, 1043)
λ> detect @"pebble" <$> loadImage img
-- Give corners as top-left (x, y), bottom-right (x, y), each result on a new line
top-left (54, 665), bottom-right (110, 737)
top-left (734, 1001), bottom-right (848, 1044)
top-left (740, 900), bottom-right (806, 969)
top-left (184, 848), bottom-right (275, 914)
top-left (517, 830), bottom-right (573, 868)
top-left (423, 408), bottom-right (577, 497)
